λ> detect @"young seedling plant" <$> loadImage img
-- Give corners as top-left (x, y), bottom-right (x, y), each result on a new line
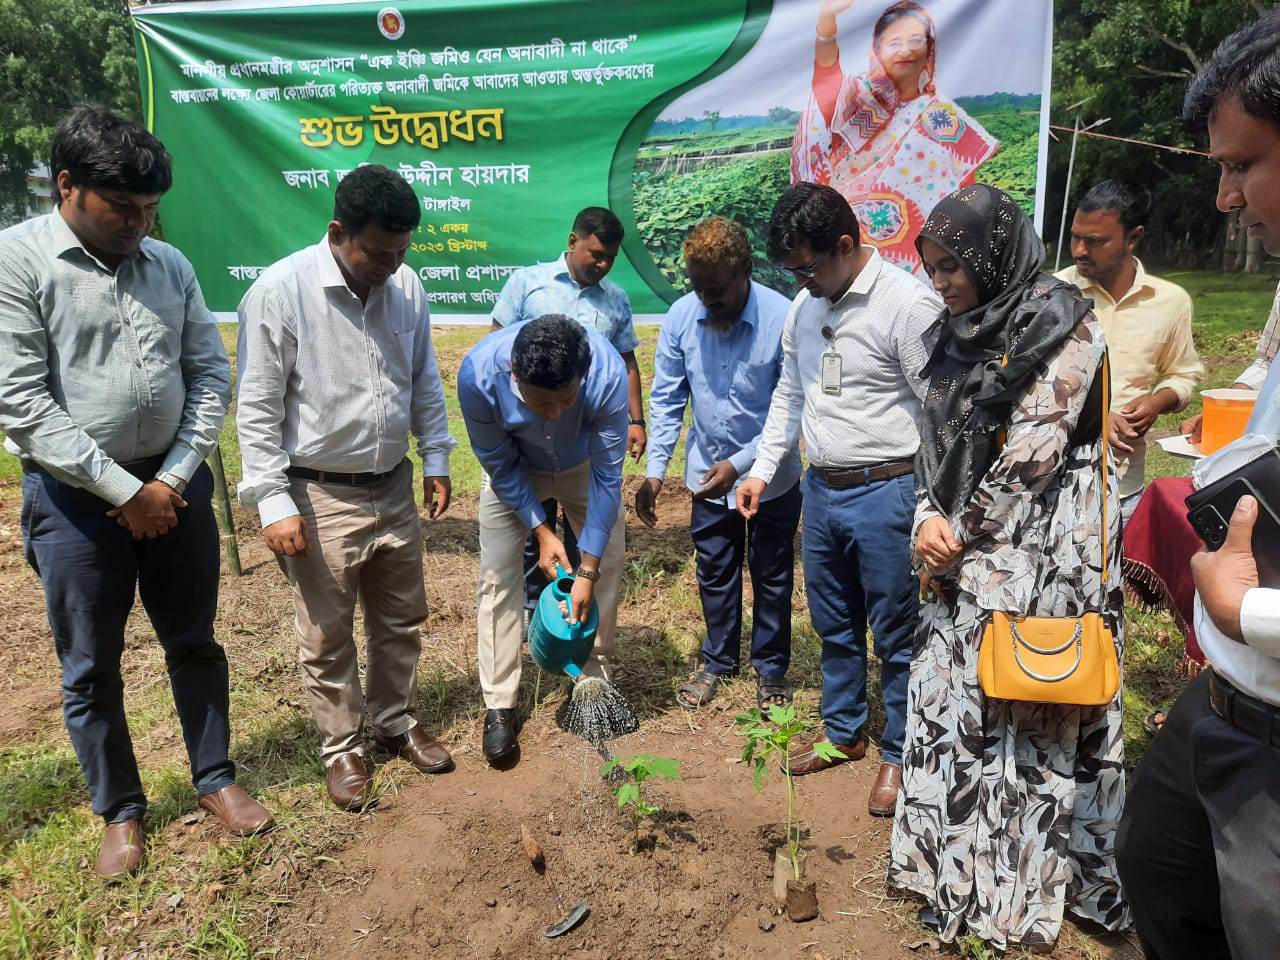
top-left (736, 705), bottom-right (841, 881)
top-left (601, 754), bottom-right (681, 852)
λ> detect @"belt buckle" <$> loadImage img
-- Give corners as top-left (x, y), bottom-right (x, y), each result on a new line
top-left (862, 466), bottom-right (872, 486)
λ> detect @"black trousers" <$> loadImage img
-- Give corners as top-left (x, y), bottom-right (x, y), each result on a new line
top-left (1116, 670), bottom-right (1280, 960)
top-left (691, 483), bottom-right (801, 681)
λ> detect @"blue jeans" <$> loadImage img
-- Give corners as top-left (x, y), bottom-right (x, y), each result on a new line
top-left (692, 483), bottom-right (801, 681)
top-left (801, 468), bottom-right (918, 765)
top-left (20, 460), bottom-right (233, 823)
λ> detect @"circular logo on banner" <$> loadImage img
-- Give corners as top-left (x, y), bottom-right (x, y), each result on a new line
top-left (377, 7), bottom-right (405, 40)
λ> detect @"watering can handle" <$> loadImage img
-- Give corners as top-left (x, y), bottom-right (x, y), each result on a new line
top-left (554, 563), bottom-right (571, 581)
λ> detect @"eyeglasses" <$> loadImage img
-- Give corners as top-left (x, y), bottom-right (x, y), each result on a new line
top-left (882, 35), bottom-right (928, 55)
top-left (783, 251), bottom-right (828, 279)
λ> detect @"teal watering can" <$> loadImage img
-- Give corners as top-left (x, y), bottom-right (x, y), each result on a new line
top-left (528, 565), bottom-right (599, 680)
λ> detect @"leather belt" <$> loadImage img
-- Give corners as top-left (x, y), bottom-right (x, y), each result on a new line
top-left (1209, 670), bottom-right (1280, 747)
top-left (810, 458), bottom-right (915, 490)
top-left (286, 461), bottom-right (403, 487)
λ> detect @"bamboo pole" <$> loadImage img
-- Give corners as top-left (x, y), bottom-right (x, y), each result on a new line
top-left (208, 444), bottom-right (242, 577)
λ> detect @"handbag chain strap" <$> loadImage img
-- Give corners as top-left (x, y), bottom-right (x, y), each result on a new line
top-left (1011, 624), bottom-right (1084, 681)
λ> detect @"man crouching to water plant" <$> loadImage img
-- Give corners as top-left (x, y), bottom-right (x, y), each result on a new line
top-left (458, 314), bottom-right (629, 765)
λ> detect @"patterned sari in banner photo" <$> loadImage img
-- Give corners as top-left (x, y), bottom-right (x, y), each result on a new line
top-left (790, 1), bottom-right (1000, 278)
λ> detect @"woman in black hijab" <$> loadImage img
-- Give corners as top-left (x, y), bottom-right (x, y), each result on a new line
top-left (887, 185), bottom-right (1128, 950)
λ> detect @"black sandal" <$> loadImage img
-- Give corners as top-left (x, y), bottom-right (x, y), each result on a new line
top-left (676, 670), bottom-right (721, 709)
top-left (756, 677), bottom-right (793, 710)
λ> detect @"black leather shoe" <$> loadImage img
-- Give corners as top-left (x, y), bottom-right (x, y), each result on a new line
top-left (483, 709), bottom-right (520, 763)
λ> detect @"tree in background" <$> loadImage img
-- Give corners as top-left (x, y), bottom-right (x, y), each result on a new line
top-left (702, 109), bottom-right (721, 132)
top-left (1048, 0), bottom-right (1277, 271)
top-left (0, 0), bottom-right (140, 223)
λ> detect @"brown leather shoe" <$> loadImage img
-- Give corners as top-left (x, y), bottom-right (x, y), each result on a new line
top-left (326, 752), bottom-right (372, 810)
top-left (198, 784), bottom-right (275, 836)
top-left (868, 761), bottom-right (903, 817)
top-left (374, 725), bottom-right (454, 774)
top-left (94, 819), bottom-right (144, 879)
top-left (788, 736), bottom-right (867, 776)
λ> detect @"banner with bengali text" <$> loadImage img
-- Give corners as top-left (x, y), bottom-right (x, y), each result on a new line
top-left (131, 0), bottom-right (1052, 321)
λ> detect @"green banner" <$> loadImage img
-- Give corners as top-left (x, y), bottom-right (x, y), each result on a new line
top-left (131, 0), bottom-right (1052, 320)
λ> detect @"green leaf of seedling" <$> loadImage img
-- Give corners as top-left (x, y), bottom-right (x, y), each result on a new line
top-left (647, 756), bottom-right (680, 781)
top-left (601, 759), bottom-right (619, 778)
top-left (752, 758), bottom-right (767, 793)
top-left (615, 783), bottom-right (639, 809)
top-left (636, 800), bottom-right (661, 818)
top-left (812, 740), bottom-right (844, 762)
top-left (766, 704), bottom-right (796, 726)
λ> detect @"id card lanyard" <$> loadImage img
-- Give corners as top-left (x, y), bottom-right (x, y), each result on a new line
top-left (820, 323), bottom-right (841, 396)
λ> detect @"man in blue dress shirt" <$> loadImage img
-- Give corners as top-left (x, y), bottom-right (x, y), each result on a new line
top-left (457, 315), bottom-right (629, 764)
top-left (636, 218), bottom-right (802, 710)
top-left (491, 208), bottom-right (646, 626)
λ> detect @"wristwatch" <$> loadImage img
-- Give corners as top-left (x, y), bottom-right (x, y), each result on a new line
top-left (575, 566), bottom-right (600, 583)
top-left (629, 418), bottom-right (647, 428)
top-left (156, 471), bottom-right (188, 495)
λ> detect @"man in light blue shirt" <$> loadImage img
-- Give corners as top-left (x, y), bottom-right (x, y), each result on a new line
top-left (492, 207), bottom-right (646, 622)
top-left (1, 108), bottom-right (270, 877)
top-left (636, 218), bottom-right (802, 711)
top-left (458, 315), bottom-right (628, 765)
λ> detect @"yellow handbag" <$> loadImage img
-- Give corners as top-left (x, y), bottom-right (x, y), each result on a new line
top-left (976, 354), bottom-right (1120, 707)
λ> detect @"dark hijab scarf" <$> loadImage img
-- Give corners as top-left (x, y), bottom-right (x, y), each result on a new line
top-left (915, 184), bottom-right (1093, 519)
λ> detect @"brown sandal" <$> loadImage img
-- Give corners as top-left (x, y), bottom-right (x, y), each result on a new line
top-left (677, 670), bottom-right (721, 709)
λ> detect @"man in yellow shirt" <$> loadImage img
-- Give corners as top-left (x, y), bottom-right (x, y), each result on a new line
top-left (1056, 180), bottom-right (1205, 519)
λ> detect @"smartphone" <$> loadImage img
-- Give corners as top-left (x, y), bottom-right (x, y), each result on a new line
top-left (1186, 475), bottom-right (1280, 587)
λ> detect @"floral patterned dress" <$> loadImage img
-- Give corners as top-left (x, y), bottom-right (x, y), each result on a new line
top-left (887, 313), bottom-right (1130, 949)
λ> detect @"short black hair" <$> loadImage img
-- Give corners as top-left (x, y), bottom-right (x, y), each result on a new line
top-left (767, 182), bottom-right (860, 260)
top-left (1076, 179), bottom-right (1151, 231)
top-left (511, 314), bottom-right (592, 391)
top-left (1184, 8), bottom-right (1280, 134)
top-left (333, 164), bottom-right (421, 234)
top-left (571, 206), bottom-right (624, 246)
top-left (49, 106), bottom-right (172, 204)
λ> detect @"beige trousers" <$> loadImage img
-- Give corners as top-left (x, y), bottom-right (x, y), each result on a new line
top-left (282, 460), bottom-right (427, 763)
top-left (477, 459), bottom-right (624, 709)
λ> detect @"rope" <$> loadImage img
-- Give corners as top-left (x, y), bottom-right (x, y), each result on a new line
top-left (1049, 125), bottom-right (1211, 157)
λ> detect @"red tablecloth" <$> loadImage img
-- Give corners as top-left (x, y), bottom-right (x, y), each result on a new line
top-left (1121, 475), bottom-right (1205, 673)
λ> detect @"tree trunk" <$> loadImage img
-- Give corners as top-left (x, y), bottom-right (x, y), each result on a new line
top-left (1246, 233), bottom-right (1264, 274)
top-left (1222, 212), bottom-right (1240, 273)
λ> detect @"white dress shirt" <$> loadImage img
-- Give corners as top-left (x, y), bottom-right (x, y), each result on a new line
top-left (749, 249), bottom-right (941, 483)
top-left (1196, 592), bottom-right (1280, 707)
top-left (1235, 281), bottom-right (1280, 389)
top-left (235, 237), bottom-right (455, 526)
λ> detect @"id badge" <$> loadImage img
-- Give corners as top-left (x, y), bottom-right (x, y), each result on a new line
top-left (821, 349), bottom-right (842, 396)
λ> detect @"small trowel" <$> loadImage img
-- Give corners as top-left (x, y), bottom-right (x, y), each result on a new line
top-left (520, 824), bottom-right (590, 939)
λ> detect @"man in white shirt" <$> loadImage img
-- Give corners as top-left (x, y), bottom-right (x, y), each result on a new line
top-left (236, 165), bottom-right (457, 810)
top-left (1179, 281), bottom-right (1280, 440)
top-left (1117, 15), bottom-right (1280, 959)
top-left (737, 183), bottom-right (941, 817)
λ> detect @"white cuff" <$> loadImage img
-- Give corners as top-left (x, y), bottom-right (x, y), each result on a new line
top-left (748, 460), bottom-right (778, 485)
top-left (93, 462), bottom-right (145, 508)
top-left (158, 441), bottom-right (206, 486)
top-left (257, 490), bottom-right (300, 527)
top-left (1240, 588), bottom-right (1280, 657)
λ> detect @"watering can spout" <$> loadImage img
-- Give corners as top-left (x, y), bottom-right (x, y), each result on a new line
top-left (564, 662), bottom-right (583, 682)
